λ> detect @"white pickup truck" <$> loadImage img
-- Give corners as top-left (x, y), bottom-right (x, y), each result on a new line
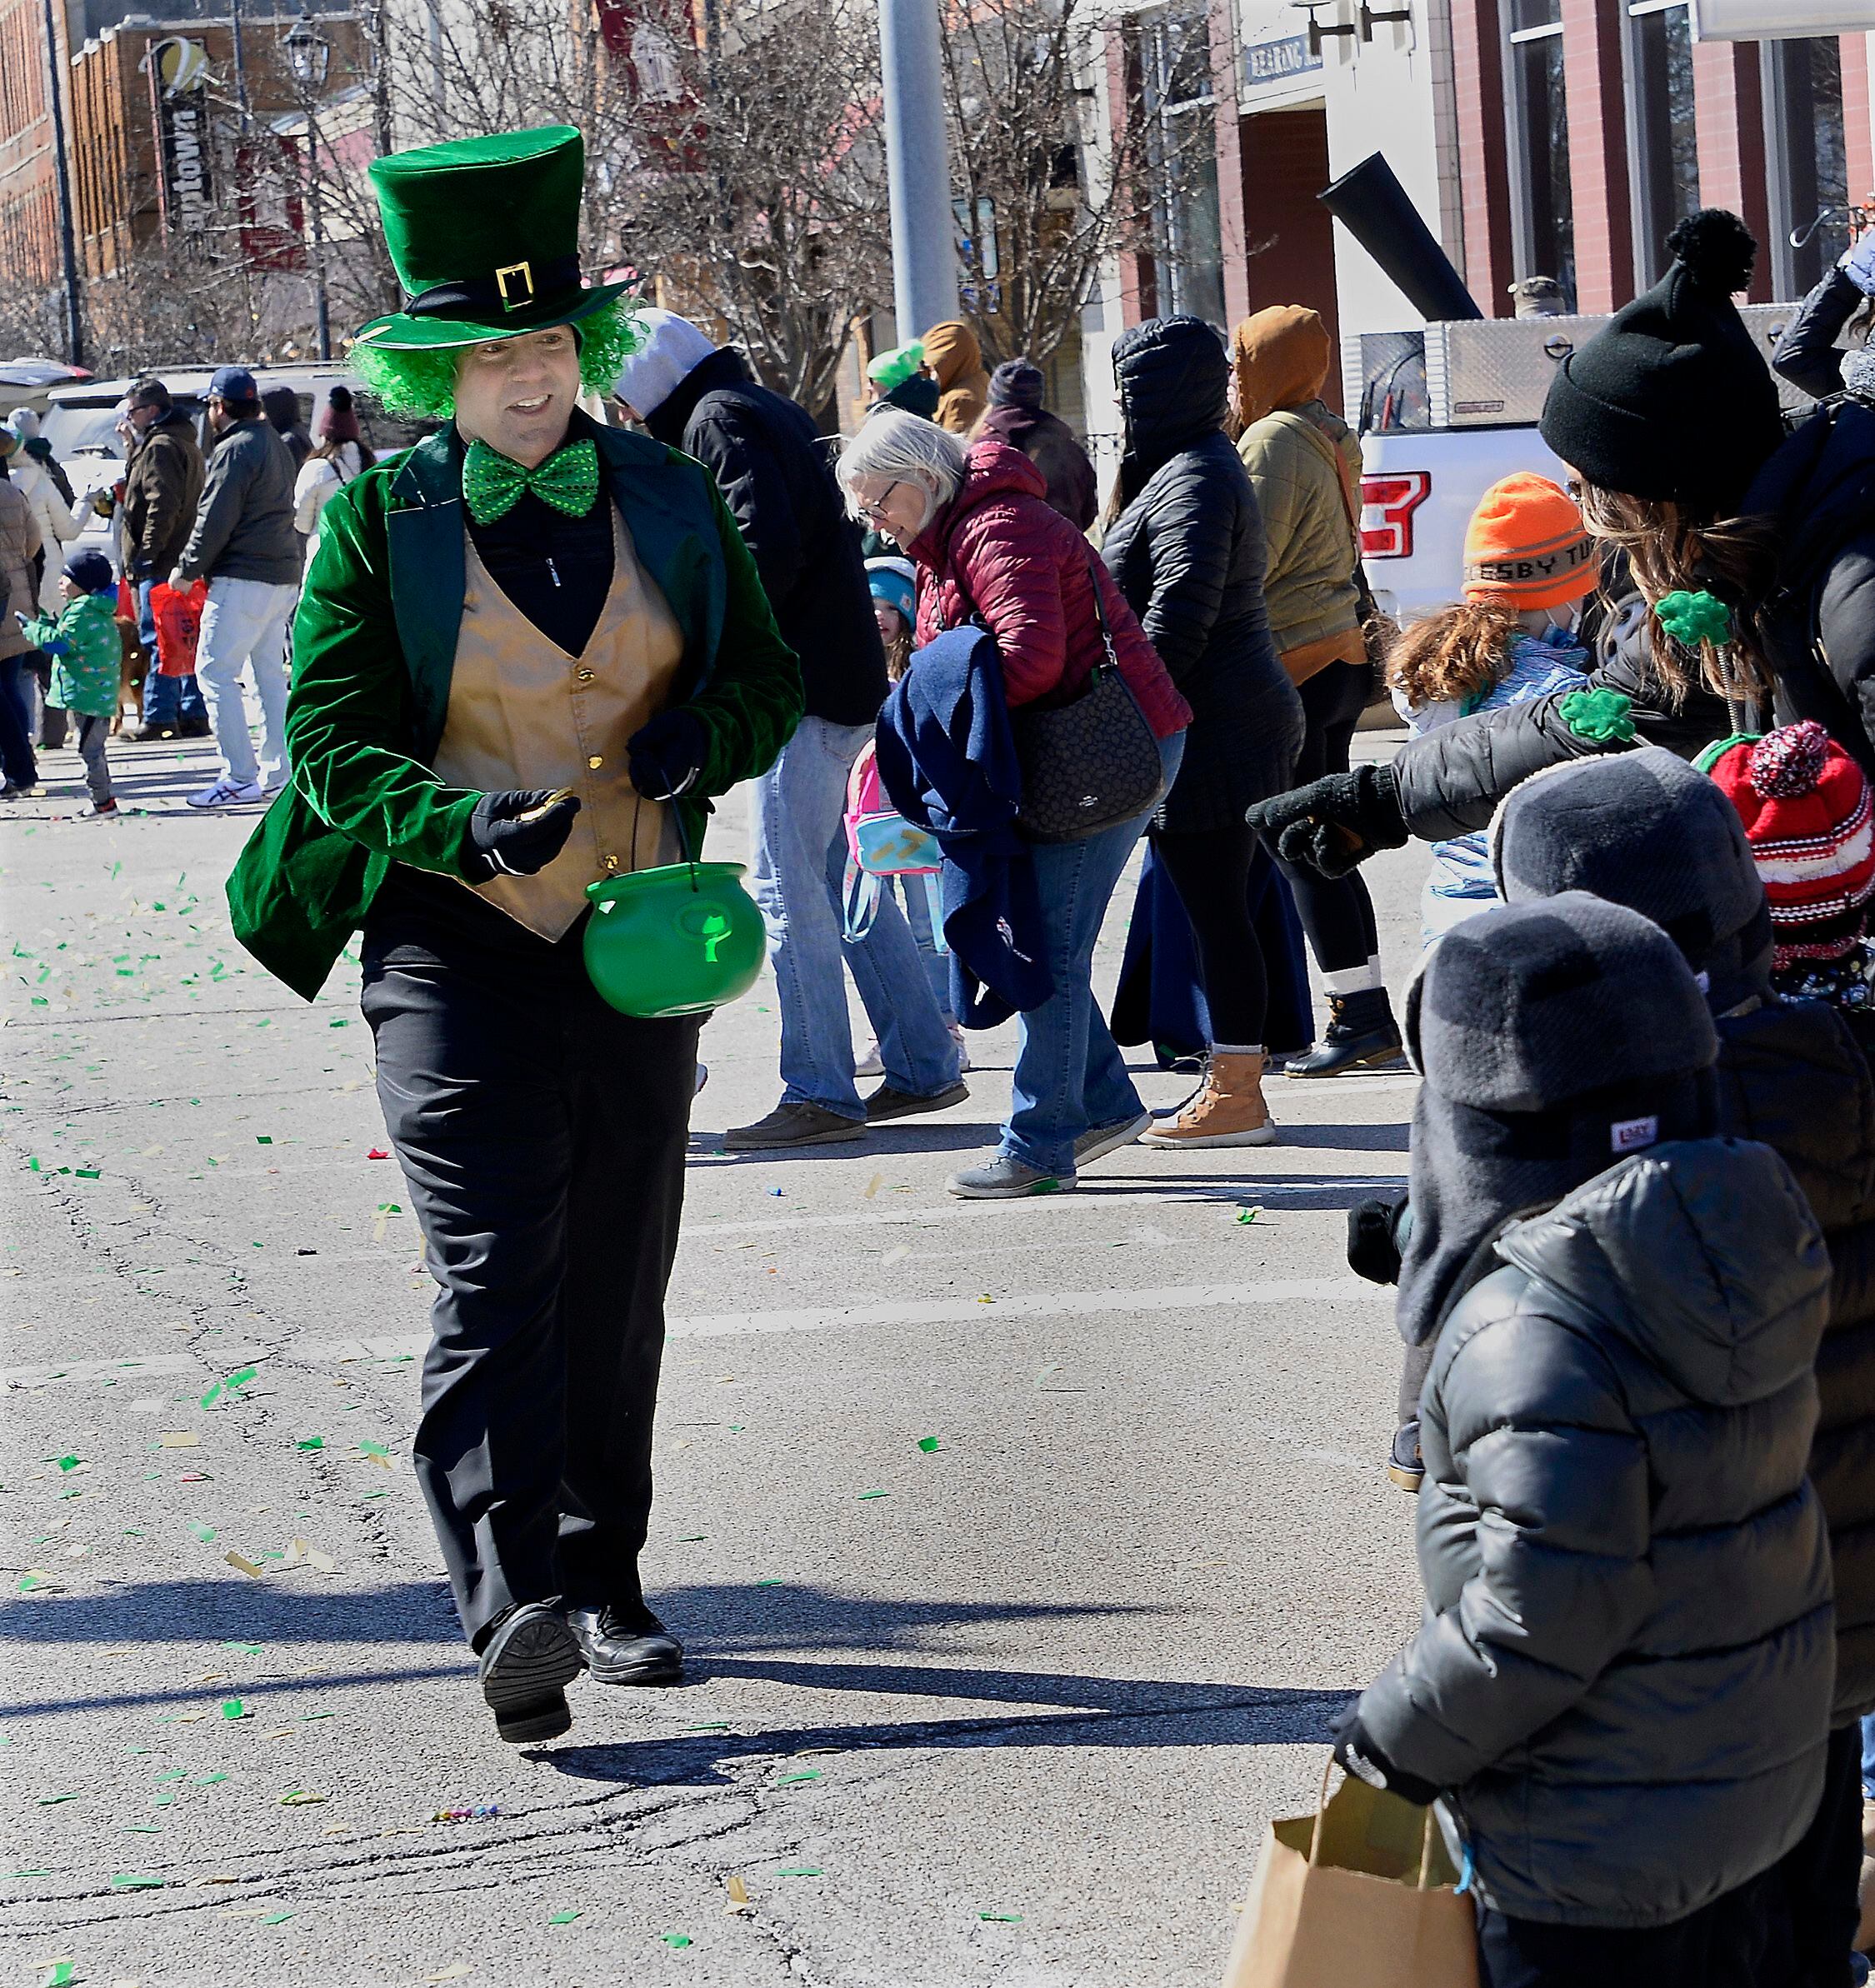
top-left (1347, 307), bottom-right (1817, 632)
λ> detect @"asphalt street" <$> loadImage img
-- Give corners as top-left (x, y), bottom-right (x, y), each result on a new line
top-left (2, 723), bottom-right (1432, 1988)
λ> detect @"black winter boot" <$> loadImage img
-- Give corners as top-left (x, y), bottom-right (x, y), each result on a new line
top-left (1285, 989), bottom-right (1404, 1077)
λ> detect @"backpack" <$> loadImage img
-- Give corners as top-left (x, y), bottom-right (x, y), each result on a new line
top-left (841, 739), bottom-right (947, 947)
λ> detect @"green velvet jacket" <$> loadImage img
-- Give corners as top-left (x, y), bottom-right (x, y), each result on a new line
top-left (227, 415), bottom-right (803, 999)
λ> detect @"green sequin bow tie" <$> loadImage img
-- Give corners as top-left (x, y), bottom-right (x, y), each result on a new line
top-left (462, 437), bottom-right (600, 526)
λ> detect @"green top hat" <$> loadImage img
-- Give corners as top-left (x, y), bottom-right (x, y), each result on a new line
top-left (354, 125), bottom-right (629, 352)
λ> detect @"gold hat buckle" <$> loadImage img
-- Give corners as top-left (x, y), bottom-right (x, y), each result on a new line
top-left (495, 260), bottom-right (535, 311)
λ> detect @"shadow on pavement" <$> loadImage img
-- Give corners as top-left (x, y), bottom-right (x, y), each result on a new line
top-left (553, 1668), bottom-right (1352, 1786)
top-left (0, 1576), bottom-right (462, 1651)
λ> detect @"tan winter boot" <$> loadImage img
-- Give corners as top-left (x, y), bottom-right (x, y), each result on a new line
top-left (1140, 1051), bottom-right (1276, 1148)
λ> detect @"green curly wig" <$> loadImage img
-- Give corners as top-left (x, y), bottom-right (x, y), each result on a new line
top-left (348, 299), bottom-right (644, 421)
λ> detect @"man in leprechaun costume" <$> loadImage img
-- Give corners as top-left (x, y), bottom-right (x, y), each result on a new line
top-left (228, 127), bottom-right (801, 1743)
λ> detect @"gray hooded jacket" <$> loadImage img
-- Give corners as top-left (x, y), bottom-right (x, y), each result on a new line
top-left (1361, 1138), bottom-right (1834, 1928)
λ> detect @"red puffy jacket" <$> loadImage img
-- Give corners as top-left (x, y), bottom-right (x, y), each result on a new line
top-left (910, 441), bottom-right (1191, 739)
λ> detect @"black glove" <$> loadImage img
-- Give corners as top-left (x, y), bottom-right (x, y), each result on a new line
top-left (627, 708), bottom-right (709, 801)
top-left (1348, 1194), bottom-right (1411, 1286)
top-left (1329, 1703), bottom-right (1440, 1808)
top-left (463, 787), bottom-right (581, 882)
top-left (1248, 762), bottom-right (1408, 879)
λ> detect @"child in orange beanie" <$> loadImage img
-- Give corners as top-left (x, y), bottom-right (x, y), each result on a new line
top-left (1388, 472), bottom-right (1597, 937)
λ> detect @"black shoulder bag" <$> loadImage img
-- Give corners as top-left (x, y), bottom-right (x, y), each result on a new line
top-left (938, 546), bottom-right (1167, 843)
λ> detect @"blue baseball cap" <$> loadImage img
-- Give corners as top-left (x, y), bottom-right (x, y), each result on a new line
top-left (208, 365), bottom-right (258, 402)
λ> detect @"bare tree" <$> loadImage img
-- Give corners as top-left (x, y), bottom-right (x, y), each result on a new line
top-left (368, 0), bottom-right (892, 411)
top-left (942, 0), bottom-right (1216, 366)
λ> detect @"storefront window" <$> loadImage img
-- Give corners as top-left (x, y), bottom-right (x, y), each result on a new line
top-left (1628, 0), bottom-right (1700, 287)
top-left (1502, 0), bottom-right (1575, 310)
top-left (1766, 37), bottom-right (1850, 298)
top-left (1142, 5), bottom-right (1227, 326)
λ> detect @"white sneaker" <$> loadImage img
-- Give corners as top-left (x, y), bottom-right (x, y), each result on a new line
top-left (188, 777), bottom-right (265, 808)
top-left (77, 800), bottom-right (120, 822)
top-left (856, 1039), bottom-right (885, 1078)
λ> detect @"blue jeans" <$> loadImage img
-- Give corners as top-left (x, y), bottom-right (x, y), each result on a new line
top-left (1004, 732), bottom-right (1186, 1174)
top-left (137, 579), bottom-right (207, 726)
top-left (749, 715), bottom-right (961, 1118)
top-left (894, 872), bottom-right (956, 1024)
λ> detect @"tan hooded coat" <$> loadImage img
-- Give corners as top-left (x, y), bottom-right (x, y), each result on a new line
top-left (1232, 306), bottom-right (1363, 660)
top-left (922, 321), bottom-right (992, 436)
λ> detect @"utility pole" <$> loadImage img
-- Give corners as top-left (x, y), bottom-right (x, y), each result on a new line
top-left (229, 0), bottom-right (249, 127)
top-left (38, 0), bottom-right (84, 366)
top-left (878, 0), bottom-right (958, 338)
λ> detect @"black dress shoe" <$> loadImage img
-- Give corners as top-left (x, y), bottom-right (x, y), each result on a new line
top-left (177, 716), bottom-right (212, 738)
top-left (568, 1602), bottom-right (684, 1685)
top-left (477, 1601), bottom-right (582, 1743)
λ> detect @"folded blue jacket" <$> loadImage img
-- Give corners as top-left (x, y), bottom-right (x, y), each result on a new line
top-left (873, 627), bottom-right (1054, 1026)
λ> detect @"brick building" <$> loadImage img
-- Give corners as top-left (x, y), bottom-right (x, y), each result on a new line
top-left (1080, 0), bottom-right (1875, 426)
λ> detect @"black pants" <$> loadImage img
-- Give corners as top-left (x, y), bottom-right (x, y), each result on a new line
top-left (1770, 1720), bottom-right (1866, 1988)
top-left (1267, 661), bottom-right (1379, 977)
top-left (1478, 1864), bottom-right (1781, 1988)
top-left (1152, 822), bottom-right (1267, 1047)
top-left (362, 875), bottom-right (702, 1646)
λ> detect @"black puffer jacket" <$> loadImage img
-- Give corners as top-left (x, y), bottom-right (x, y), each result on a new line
top-left (1392, 399), bottom-right (1875, 837)
top-left (1718, 996), bottom-right (1875, 1720)
top-left (646, 346), bottom-right (886, 726)
top-left (1361, 1138), bottom-right (1835, 1929)
top-left (1100, 317), bottom-right (1301, 833)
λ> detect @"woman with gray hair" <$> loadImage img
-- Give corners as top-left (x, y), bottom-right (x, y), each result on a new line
top-left (838, 409), bottom-right (1192, 1197)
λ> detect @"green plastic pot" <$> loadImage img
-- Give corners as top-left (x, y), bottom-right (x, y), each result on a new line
top-left (583, 859), bottom-right (766, 1018)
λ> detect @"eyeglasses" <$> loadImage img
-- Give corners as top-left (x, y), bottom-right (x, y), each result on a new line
top-left (856, 480), bottom-right (904, 525)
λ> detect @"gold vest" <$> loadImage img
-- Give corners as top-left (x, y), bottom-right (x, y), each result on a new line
top-left (433, 507), bottom-right (686, 941)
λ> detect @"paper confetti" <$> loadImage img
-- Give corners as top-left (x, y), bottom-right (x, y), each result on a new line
top-left (368, 1148), bottom-right (389, 1160)
top-left (110, 1872), bottom-right (165, 1889)
top-left (774, 1771), bottom-right (822, 1786)
top-left (221, 1700), bottom-right (249, 1721)
top-left (224, 1552), bottom-right (265, 1579)
top-left (777, 1865), bottom-right (823, 1876)
top-left (548, 1911), bottom-right (582, 1926)
top-left (661, 1934), bottom-right (692, 1949)
top-left (158, 1431), bottom-right (198, 1447)
top-left (979, 1911), bottom-right (1023, 1922)
top-left (918, 1436), bottom-right (940, 1452)
top-left (279, 1791), bottom-right (326, 1806)
top-left (1237, 1205), bottom-right (1262, 1225)
top-left (296, 1436), bottom-right (324, 1451)
top-left (725, 1875), bottom-right (751, 1911)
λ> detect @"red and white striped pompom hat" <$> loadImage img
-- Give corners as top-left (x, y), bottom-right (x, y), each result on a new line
top-left (1707, 721), bottom-right (1875, 965)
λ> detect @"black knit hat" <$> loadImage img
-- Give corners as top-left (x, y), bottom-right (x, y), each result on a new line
top-left (1397, 892), bottom-right (1718, 1347)
top-left (1489, 747), bottom-right (1773, 1006)
top-left (989, 358), bottom-right (1045, 409)
top-left (1538, 210), bottom-right (1785, 517)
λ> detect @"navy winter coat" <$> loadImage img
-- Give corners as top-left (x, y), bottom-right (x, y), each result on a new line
top-left (646, 346), bottom-right (887, 726)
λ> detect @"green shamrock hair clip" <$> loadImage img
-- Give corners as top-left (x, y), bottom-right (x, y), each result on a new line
top-left (1654, 588), bottom-right (1733, 647)
top-left (1559, 687), bottom-right (1637, 746)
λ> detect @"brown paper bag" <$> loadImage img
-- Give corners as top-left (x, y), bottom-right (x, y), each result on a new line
top-left (1221, 1766), bottom-right (1479, 1988)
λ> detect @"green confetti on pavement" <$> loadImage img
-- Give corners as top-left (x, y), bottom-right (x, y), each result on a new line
top-left (36, 1791), bottom-right (81, 1804)
top-left (262, 1911), bottom-right (294, 1924)
top-left (978, 1912), bottom-right (1023, 1922)
top-left (548, 1911), bottom-right (582, 1926)
top-left (74, 1167), bottom-right (100, 1180)
top-left (296, 1436), bottom-right (325, 1450)
top-left (221, 1699), bottom-right (248, 1721)
top-left (358, 1438), bottom-right (390, 1456)
top-left (221, 1641), bottom-right (263, 1655)
top-left (775, 1770), bottom-right (822, 1785)
top-left (778, 1866), bottom-right (823, 1876)
top-left (1237, 1206), bottom-right (1261, 1224)
top-left (687, 1722), bottom-right (730, 1731)
top-left (661, 1933), bottom-right (692, 1949)
top-left (256, 1135), bottom-right (272, 1145)
top-left (45, 1964), bottom-right (76, 1987)
top-left (54, 1454), bottom-right (80, 1471)
top-left (228, 1366), bottom-right (258, 1389)
top-left (200, 1381), bottom-right (222, 1409)
top-left (857, 1490), bottom-right (888, 1500)
top-left (189, 1521), bottom-right (217, 1543)
top-left (918, 1436), bottom-right (940, 1452)
top-left (110, 1872), bottom-right (165, 1888)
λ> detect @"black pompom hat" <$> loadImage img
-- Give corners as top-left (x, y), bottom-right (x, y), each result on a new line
top-left (1538, 210), bottom-right (1786, 518)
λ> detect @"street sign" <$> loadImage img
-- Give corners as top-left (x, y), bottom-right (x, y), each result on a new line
top-left (1244, 33), bottom-right (1321, 86)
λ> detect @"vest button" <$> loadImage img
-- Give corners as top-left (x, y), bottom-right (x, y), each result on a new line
top-left (588, 755), bottom-right (603, 770)
top-left (602, 853), bottom-right (618, 871)
top-left (576, 668), bottom-right (594, 683)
